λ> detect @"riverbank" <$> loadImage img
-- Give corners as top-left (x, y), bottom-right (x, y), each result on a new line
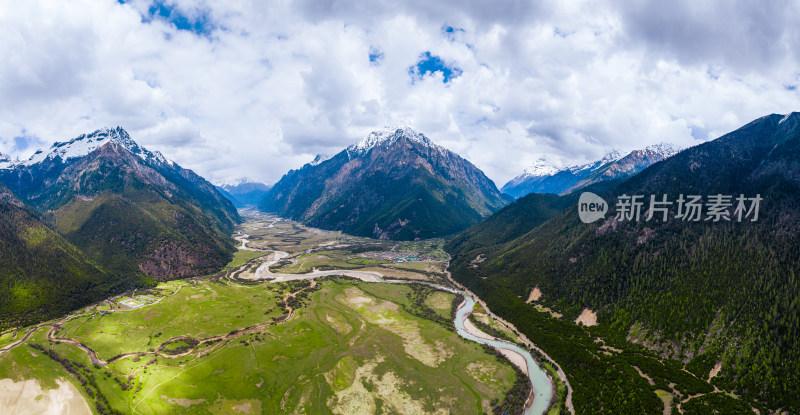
top-left (246, 246), bottom-right (553, 415)
top-left (445, 272), bottom-right (574, 415)
top-left (1, 213), bottom-right (559, 415)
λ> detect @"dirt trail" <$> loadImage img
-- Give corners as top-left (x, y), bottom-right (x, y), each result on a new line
top-left (2, 278), bottom-right (317, 369)
top-left (0, 322), bottom-right (60, 356)
top-left (1, 282), bottom-right (189, 360)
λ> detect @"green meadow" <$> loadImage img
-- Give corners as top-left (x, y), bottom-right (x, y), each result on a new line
top-left (57, 279), bottom-right (286, 360)
top-left (1, 278), bottom-right (517, 414)
top-left (225, 249), bottom-right (269, 269)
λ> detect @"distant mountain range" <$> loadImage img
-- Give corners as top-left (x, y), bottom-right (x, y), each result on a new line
top-left (260, 126), bottom-right (511, 240)
top-left (217, 178), bottom-right (271, 208)
top-left (447, 112), bottom-right (800, 412)
top-left (0, 127), bottom-right (238, 280)
top-left (501, 143), bottom-right (682, 197)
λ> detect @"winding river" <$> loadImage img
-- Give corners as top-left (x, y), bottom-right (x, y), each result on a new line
top-left (252, 252), bottom-right (555, 415)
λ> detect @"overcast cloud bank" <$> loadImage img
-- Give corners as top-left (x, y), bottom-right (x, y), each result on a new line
top-left (1, 0), bottom-right (798, 185)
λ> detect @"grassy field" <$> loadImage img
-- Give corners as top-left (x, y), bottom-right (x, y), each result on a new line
top-left (0, 212), bottom-right (530, 414)
top-left (270, 250), bottom-right (364, 273)
top-left (58, 280), bottom-right (287, 360)
top-left (0, 330), bottom-right (20, 349)
top-left (0, 329), bottom-right (74, 390)
top-left (225, 249), bottom-right (268, 269)
top-left (1, 277), bottom-right (518, 414)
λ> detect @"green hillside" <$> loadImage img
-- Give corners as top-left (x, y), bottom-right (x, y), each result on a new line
top-left (0, 186), bottom-right (148, 330)
top-left (446, 113), bottom-right (800, 412)
top-left (0, 131), bottom-right (238, 281)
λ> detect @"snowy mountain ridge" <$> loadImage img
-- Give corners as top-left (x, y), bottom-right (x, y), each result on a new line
top-left (216, 177), bottom-right (266, 188)
top-left (521, 158), bottom-right (561, 177)
top-left (21, 127), bottom-right (171, 167)
top-left (309, 154), bottom-right (331, 166)
top-left (502, 142), bottom-right (682, 198)
top-left (347, 126), bottom-right (445, 156)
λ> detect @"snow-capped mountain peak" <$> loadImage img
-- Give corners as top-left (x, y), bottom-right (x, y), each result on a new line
top-left (347, 126), bottom-right (441, 154)
top-left (568, 150), bottom-right (623, 174)
top-left (502, 143), bottom-right (683, 198)
top-left (600, 149), bottom-right (623, 163)
top-left (216, 177), bottom-right (265, 188)
top-left (642, 142), bottom-right (682, 157)
top-left (522, 158), bottom-right (561, 177)
top-left (309, 154), bottom-right (331, 166)
top-left (22, 127), bottom-right (170, 167)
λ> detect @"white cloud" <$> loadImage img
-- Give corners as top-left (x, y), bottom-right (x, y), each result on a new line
top-left (0, 0), bottom-right (798, 187)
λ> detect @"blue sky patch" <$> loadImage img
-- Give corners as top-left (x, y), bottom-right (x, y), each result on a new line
top-left (442, 25), bottom-right (465, 41)
top-left (409, 52), bottom-right (462, 84)
top-left (368, 47), bottom-right (384, 65)
top-left (123, 1), bottom-right (214, 36)
top-left (690, 125), bottom-right (710, 141)
top-left (12, 133), bottom-right (41, 153)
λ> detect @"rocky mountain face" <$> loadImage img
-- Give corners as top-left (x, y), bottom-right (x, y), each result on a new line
top-left (447, 113), bottom-right (800, 412)
top-left (0, 127), bottom-right (238, 280)
top-left (260, 126), bottom-right (510, 240)
top-left (502, 143), bottom-right (681, 197)
top-left (218, 178), bottom-right (271, 207)
top-left (0, 182), bottom-right (138, 330)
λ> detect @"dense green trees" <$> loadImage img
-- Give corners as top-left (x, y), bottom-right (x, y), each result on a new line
top-left (446, 113), bottom-right (800, 412)
top-left (0, 193), bottom-right (147, 330)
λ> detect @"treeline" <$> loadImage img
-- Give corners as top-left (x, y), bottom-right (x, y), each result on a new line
top-left (0, 202), bottom-right (145, 331)
top-left (456, 280), bottom-right (701, 414)
top-left (444, 114), bottom-right (800, 412)
top-left (468, 314), bottom-right (516, 343)
top-left (28, 343), bottom-right (125, 415)
top-left (403, 284), bottom-right (453, 330)
top-left (448, 185), bottom-right (800, 411)
top-left (483, 344), bottom-right (532, 415)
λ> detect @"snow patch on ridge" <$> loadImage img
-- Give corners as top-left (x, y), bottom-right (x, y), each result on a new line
top-left (568, 150), bottom-right (623, 173)
top-left (642, 142), bottom-right (682, 157)
top-left (347, 126), bottom-right (444, 155)
top-left (21, 127), bottom-right (171, 167)
top-left (309, 154), bottom-right (331, 166)
top-left (216, 177), bottom-right (271, 189)
top-left (521, 158), bottom-right (561, 178)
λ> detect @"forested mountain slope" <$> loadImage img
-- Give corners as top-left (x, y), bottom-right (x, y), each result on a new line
top-left (0, 183), bottom-right (143, 330)
top-left (0, 128), bottom-right (238, 279)
top-left (261, 127), bottom-right (510, 240)
top-left (447, 112), bottom-right (800, 412)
